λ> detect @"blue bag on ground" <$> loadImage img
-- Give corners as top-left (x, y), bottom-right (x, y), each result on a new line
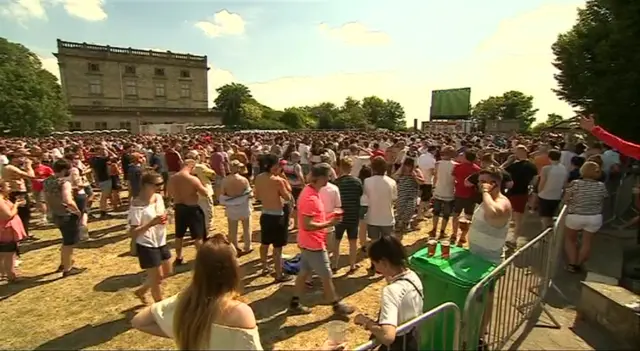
top-left (283, 254), bottom-right (302, 275)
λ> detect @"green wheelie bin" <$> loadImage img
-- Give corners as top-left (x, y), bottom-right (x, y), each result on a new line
top-left (409, 243), bottom-right (496, 350)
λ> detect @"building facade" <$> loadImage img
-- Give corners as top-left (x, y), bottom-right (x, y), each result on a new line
top-left (55, 39), bottom-right (221, 131)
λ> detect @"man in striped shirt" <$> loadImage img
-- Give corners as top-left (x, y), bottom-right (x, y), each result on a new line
top-left (332, 157), bottom-right (363, 273)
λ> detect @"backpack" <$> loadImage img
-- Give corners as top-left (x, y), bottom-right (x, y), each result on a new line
top-left (282, 254), bottom-right (302, 275)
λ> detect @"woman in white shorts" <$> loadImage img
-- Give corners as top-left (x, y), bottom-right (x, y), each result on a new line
top-left (563, 161), bottom-right (607, 273)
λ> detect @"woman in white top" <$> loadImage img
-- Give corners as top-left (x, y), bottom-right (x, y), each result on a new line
top-left (355, 235), bottom-right (423, 351)
top-left (131, 234), bottom-right (263, 350)
top-left (127, 171), bottom-right (171, 304)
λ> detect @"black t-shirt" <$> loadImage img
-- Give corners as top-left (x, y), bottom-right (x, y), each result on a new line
top-left (91, 156), bottom-right (110, 182)
top-left (121, 153), bottom-right (133, 175)
top-left (505, 160), bottom-right (538, 196)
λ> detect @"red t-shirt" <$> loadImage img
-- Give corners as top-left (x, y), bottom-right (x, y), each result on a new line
top-left (32, 164), bottom-right (54, 192)
top-left (165, 150), bottom-right (181, 172)
top-left (452, 162), bottom-right (480, 199)
top-left (371, 149), bottom-right (385, 159)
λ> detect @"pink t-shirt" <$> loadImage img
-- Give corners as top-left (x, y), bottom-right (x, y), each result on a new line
top-left (297, 185), bottom-right (327, 250)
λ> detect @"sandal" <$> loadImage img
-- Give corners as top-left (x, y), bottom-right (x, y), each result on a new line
top-left (346, 264), bottom-right (361, 275)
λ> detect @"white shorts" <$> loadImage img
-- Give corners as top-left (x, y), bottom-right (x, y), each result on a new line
top-left (565, 214), bottom-right (603, 233)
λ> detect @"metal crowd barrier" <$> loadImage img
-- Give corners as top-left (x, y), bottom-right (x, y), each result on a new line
top-left (459, 221), bottom-right (563, 350)
top-left (353, 302), bottom-right (461, 351)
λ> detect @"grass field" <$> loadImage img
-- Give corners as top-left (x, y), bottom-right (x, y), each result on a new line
top-left (0, 203), bottom-right (438, 350)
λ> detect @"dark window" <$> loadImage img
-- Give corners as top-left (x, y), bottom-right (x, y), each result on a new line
top-left (68, 122), bottom-right (81, 131)
top-left (124, 65), bottom-right (136, 74)
top-left (180, 70), bottom-right (191, 78)
top-left (91, 100), bottom-right (102, 106)
top-left (119, 121), bottom-right (132, 130)
top-left (88, 63), bottom-right (100, 72)
top-left (95, 122), bottom-right (107, 130)
top-left (154, 68), bottom-right (165, 76)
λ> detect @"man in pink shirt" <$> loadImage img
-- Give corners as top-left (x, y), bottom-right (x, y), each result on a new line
top-left (288, 163), bottom-right (354, 316)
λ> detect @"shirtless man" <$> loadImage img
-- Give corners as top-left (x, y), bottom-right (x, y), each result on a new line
top-left (167, 158), bottom-right (209, 265)
top-left (2, 150), bottom-right (36, 240)
top-left (221, 160), bottom-right (253, 254)
top-left (254, 154), bottom-right (293, 282)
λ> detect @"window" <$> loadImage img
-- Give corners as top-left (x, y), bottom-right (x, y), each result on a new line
top-left (95, 122), bottom-right (107, 130)
top-left (89, 79), bottom-right (102, 95)
top-left (154, 68), bottom-right (165, 76)
top-left (87, 63), bottom-right (100, 72)
top-left (119, 121), bottom-right (132, 130)
top-left (155, 83), bottom-right (165, 97)
top-left (180, 70), bottom-right (191, 78)
top-left (125, 80), bottom-right (137, 96)
top-left (180, 83), bottom-right (191, 98)
top-left (68, 122), bottom-right (81, 131)
top-left (91, 100), bottom-right (102, 106)
top-left (124, 65), bottom-right (136, 74)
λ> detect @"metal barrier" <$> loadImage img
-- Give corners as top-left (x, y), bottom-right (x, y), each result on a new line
top-left (353, 302), bottom-right (461, 351)
top-left (459, 222), bottom-right (563, 350)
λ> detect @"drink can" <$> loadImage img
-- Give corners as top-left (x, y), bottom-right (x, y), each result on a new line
top-left (441, 240), bottom-right (451, 259)
top-left (427, 239), bottom-right (437, 257)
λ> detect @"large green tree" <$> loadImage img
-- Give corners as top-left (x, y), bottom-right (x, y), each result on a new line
top-left (471, 91), bottom-right (538, 131)
top-left (552, 0), bottom-right (640, 139)
top-left (532, 113), bottom-right (565, 133)
top-left (0, 38), bottom-right (69, 136)
top-left (214, 83), bottom-right (253, 126)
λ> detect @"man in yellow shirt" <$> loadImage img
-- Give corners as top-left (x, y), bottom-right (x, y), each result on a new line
top-left (186, 151), bottom-right (216, 231)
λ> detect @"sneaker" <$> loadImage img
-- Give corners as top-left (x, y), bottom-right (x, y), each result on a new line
top-left (174, 258), bottom-right (185, 266)
top-left (333, 302), bottom-right (355, 315)
top-left (288, 303), bottom-right (312, 315)
top-left (62, 267), bottom-right (87, 277)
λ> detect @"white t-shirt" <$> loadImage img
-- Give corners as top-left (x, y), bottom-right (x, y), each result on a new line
top-left (319, 182), bottom-right (341, 214)
top-left (350, 155), bottom-right (371, 178)
top-left (433, 160), bottom-right (455, 201)
top-left (417, 153), bottom-right (436, 185)
top-left (538, 163), bottom-right (568, 201)
top-left (559, 150), bottom-right (576, 171)
top-left (364, 175), bottom-right (397, 226)
top-left (127, 194), bottom-right (167, 248)
top-left (379, 270), bottom-right (424, 332)
top-left (0, 155), bottom-right (8, 176)
top-left (298, 144), bottom-right (310, 165)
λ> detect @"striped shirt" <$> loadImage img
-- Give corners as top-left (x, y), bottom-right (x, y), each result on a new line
top-left (565, 179), bottom-right (607, 215)
top-left (335, 175), bottom-right (363, 226)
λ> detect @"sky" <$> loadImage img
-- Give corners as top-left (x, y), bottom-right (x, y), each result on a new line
top-left (0, 0), bottom-right (585, 125)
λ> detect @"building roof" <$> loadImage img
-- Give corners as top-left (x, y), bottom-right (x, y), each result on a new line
top-left (56, 39), bottom-right (207, 63)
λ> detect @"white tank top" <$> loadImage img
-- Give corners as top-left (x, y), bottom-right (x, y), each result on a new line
top-left (468, 205), bottom-right (510, 264)
top-left (433, 160), bottom-right (455, 201)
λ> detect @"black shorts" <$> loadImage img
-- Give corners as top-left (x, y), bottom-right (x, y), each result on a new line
top-left (260, 213), bottom-right (288, 248)
top-left (54, 214), bottom-right (80, 246)
top-left (174, 204), bottom-right (207, 240)
top-left (335, 224), bottom-right (358, 241)
top-left (453, 196), bottom-right (476, 216)
top-left (420, 184), bottom-right (433, 202)
top-left (538, 198), bottom-right (561, 218)
top-left (111, 176), bottom-right (122, 191)
top-left (292, 187), bottom-right (303, 203)
top-left (136, 244), bottom-right (171, 269)
top-left (0, 241), bottom-right (18, 253)
top-left (432, 199), bottom-right (454, 218)
top-left (74, 193), bottom-right (87, 214)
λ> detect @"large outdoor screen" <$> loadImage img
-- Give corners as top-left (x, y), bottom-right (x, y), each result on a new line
top-left (430, 88), bottom-right (471, 120)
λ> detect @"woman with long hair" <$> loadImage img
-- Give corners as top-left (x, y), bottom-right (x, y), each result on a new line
top-left (563, 161), bottom-right (608, 273)
top-left (131, 234), bottom-right (262, 350)
top-left (391, 156), bottom-right (425, 233)
top-left (128, 172), bottom-right (172, 304)
top-left (0, 180), bottom-right (27, 282)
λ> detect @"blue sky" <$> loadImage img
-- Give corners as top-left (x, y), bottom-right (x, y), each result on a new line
top-left (1, 0), bottom-right (585, 124)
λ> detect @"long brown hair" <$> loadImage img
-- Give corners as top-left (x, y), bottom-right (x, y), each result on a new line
top-left (173, 234), bottom-right (241, 350)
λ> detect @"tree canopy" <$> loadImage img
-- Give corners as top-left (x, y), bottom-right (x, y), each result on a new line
top-left (213, 83), bottom-right (407, 130)
top-left (531, 113), bottom-right (565, 133)
top-left (470, 90), bottom-right (538, 131)
top-left (0, 37), bottom-right (70, 136)
top-left (552, 0), bottom-right (640, 139)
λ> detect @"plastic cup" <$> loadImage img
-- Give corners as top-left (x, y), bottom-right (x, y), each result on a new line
top-left (427, 239), bottom-right (437, 257)
top-left (441, 240), bottom-right (451, 259)
top-left (326, 320), bottom-right (347, 344)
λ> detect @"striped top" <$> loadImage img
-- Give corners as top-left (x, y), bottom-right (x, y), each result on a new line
top-left (335, 175), bottom-right (363, 226)
top-left (565, 179), bottom-right (607, 215)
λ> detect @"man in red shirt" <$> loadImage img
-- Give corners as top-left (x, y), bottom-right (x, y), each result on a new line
top-left (32, 156), bottom-right (54, 225)
top-left (451, 150), bottom-right (480, 242)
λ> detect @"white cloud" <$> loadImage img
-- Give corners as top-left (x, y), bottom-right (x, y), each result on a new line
top-left (195, 10), bottom-right (246, 38)
top-left (39, 56), bottom-right (60, 82)
top-left (0, 0), bottom-right (47, 22)
top-left (319, 22), bottom-right (391, 46)
top-left (60, 0), bottom-right (107, 21)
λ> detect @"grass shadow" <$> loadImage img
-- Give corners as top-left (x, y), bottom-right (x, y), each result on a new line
top-left (33, 307), bottom-right (137, 350)
top-left (93, 262), bottom-right (194, 292)
top-left (0, 272), bottom-right (62, 302)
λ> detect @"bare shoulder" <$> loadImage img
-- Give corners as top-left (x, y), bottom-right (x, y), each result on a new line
top-left (224, 301), bottom-right (257, 329)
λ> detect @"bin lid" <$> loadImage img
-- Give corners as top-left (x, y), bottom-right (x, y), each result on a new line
top-left (409, 244), bottom-right (496, 288)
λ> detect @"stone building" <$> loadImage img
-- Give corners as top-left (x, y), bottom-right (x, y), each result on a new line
top-left (54, 39), bottom-right (222, 131)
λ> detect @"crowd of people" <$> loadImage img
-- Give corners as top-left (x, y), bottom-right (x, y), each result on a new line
top-left (0, 115), bottom-right (635, 350)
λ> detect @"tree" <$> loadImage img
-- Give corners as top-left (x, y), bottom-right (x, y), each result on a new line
top-left (214, 83), bottom-right (253, 126)
top-left (471, 91), bottom-right (538, 131)
top-left (0, 38), bottom-right (70, 136)
top-left (552, 0), bottom-right (640, 139)
top-left (531, 113), bottom-right (565, 133)
top-left (379, 99), bottom-right (406, 130)
top-left (362, 96), bottom-right (386, 126)
top-left (280, 107), bottom-right (307, 129)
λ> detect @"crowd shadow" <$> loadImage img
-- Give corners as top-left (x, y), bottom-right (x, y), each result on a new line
top-left (33, 307), bottom-right (137, 350)
top-left (0, 271), bottom-right (62, 302)
top-left (93, 262), bottom-right (193, 293)
top-left (21, 223), bottom-right (128, 254)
